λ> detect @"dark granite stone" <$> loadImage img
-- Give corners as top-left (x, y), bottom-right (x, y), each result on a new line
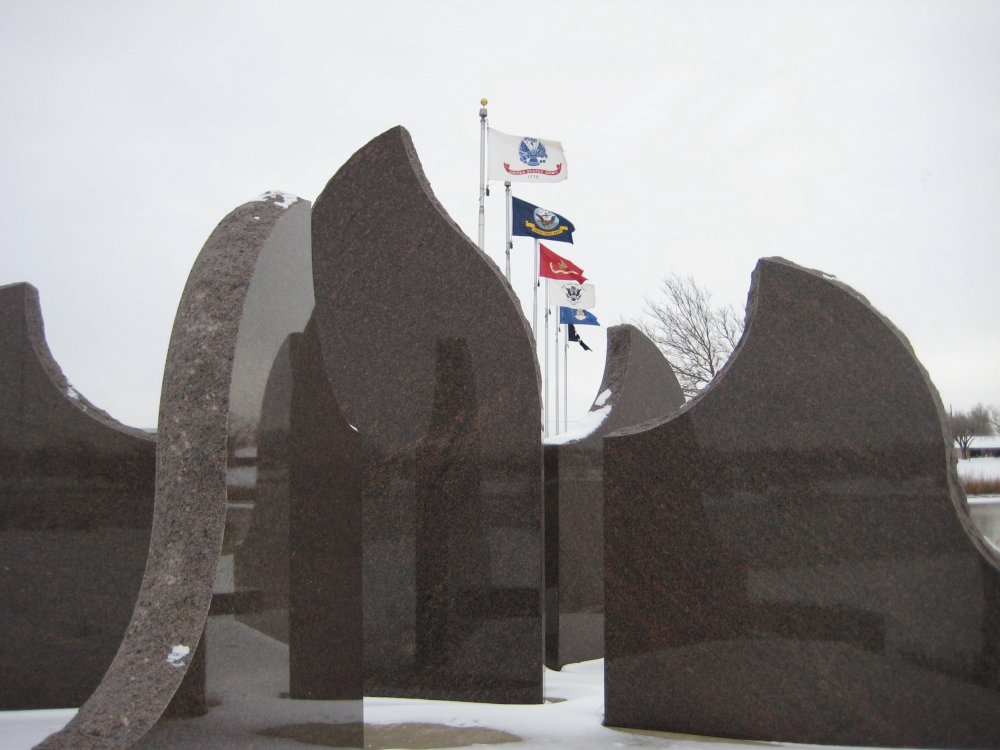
top-left (287, 318), bottom-right (363, 701)
top-left (311, 126), bottom-right (543, 703)
top-left (0, 282), bottom-right (155, 710)
top-left (37, 192), bottom-right (334, 749)
top-left (543, 324), bottom-right (684, 669)
top-left (603, 257), bottom-right (1000, 749)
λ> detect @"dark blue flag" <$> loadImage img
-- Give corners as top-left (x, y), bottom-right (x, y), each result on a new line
top-left (560, 307), bottom-right (599, 326)
top-left (512, 196), bottom-right (575, 243)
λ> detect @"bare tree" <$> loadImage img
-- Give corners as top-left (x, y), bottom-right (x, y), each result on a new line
top-left (947, 403), bottom-right (994, 459)
top-left (988, 405), bottom-right (1000, 436)
top-left (635, 272), bottom-right (744, 398)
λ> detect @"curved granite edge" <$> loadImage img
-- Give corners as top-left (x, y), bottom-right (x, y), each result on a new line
top-left (37, 193), bottom-right (305, 750)
top-left (7, 282), bottom-right (157, 443)
top-left (543, 324), bottom-right (684, 668)
top-left (603, 257), bottom-right (1000, 748)
top-left (311, 126), bottom-right (544, 703)
top-left (0, 282), bottom-right (155, 710)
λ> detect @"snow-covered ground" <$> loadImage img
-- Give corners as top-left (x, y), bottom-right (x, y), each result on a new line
top-left (956, 456), bottom-right (1000, 482)
top-left (0, 619), bottom-right (855, 750)
top-left (7, 462), bottom-right (1000, 750)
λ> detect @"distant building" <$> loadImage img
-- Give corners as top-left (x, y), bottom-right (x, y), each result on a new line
top-left (955, 435), bottom-right (1000, 459)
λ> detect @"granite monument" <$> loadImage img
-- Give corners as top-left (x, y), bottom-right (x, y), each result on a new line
top-left (603, 257), bottom-right (1000, 749)
top-left (543, 323), bottom-right (684, 669)
top-left (311, 126), bottom-right (544, 704)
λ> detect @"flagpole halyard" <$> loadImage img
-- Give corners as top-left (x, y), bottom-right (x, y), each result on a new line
top-left (554, 321), bottom-right (560, 436)
top-left (533, 239), bottom-right (539, 341)
top-left (478, 99), bottom-right (488, 250)
top-left (504, 181), bottom-right (512, 282)
top-left (544, 279), bottom-right (549, 438)
top-left (563, 323), bottom-right (568, 432)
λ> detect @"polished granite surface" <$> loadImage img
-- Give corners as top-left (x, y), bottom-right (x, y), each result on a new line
top-left (544, 324), bottom-right (684, 669)
top-left (311, 126), bottom-right (544, 704)
top-left (36, 193), bottom-right (340, 749)
top-left (603, 258), bottom-right (1000, 749)
top-left (0, 283), bottom-right (155, 711)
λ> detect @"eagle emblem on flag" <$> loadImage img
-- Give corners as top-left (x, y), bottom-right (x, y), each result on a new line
top-left (519, 138), bottom-right (548, 167)
top-left (532, 208), bottom-right (560, 231)
top-left (562, 284), bottom-right (584, 304)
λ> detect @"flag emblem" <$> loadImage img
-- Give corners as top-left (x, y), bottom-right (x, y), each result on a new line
top-left (532, 208), bottom-right (560, 231)
top-left (539, 244), bottom-right (586, 282)
top-left (489, 130), bottom-right (567, 183)
top-left (513, 197), bottom-right (575, 242)
top-left (548, 279), bottom-right (596, 308)
top-left (519, 138), bottom-right (548, 167)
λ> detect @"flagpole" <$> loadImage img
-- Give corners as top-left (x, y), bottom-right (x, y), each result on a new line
top-left (543, 280), bottom-right (549, 438)
top-left (478, 99), bottom-right (488, 250)
top-left (563, 323), bottom-right (568, 432)
top-left (504, 181), bottom-right (512, 282)
top-left (532, 239), bottom-right (539, 340)
top-left (554, 320), bottom-right (560, 436)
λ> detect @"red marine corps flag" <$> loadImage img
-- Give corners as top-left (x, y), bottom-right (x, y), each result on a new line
top-left (539, 243), bottom-right (586, 283)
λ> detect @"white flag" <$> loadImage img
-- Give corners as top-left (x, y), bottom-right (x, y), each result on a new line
top-left (488, 129), bottom-right (568, 183)
top-left (548, 279), bottom-right (595, 309)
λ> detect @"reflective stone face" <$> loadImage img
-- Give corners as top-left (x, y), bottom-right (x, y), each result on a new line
top-left (311, 126), bottom-right (544, 704)
top-left (543, 324), bottom-right (684, 669)
top-left (0, 282), bottom-right (155, 711)
top-left (37, 193), bottom-right (365, 750)
top-left (603, 258), bottom-right (1000, 749)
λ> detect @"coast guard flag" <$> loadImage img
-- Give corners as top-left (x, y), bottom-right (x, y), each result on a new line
top-left (488, 129), bottom-right (568, 183)
top-left (559, 307), bottom-right (599, 326)
top-left (548, 279), bottom-right (596, 309)
top-left (512, 197), bottom-right (574, 243)
top-left (539, 244), bottom-right (586, 283)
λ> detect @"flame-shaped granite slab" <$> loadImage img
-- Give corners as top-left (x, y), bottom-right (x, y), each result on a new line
top-left (311, 126), bottom-right (543, 703)
top-left (37, 192), bottom-right (337, 749)
top-left (543, 324), bottom-right (684, 669)
top-left (603, 257), bottom-right (1000, 748)
top-left (0, 283), bottom-right (155, 710)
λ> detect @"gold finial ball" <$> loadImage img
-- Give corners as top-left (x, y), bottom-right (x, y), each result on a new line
top-left (481, 98), bottom-right (488, 106)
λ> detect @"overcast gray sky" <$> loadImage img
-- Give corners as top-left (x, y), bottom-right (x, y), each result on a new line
top-left (1, 1), bottom-right (997, 429)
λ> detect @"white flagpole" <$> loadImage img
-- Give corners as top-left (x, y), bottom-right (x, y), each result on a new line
top-left (532, 239), bottom-right (539, 340)
top-left (563, 323), bottom-right (568, 432)
top-left (504, 181), bottom-right (512, 282)
top-left (478, 99), bottom-right (487, 250)
top-left (544, 280), bottom-right (549, 437)
top-left (554, 321), bottom-right (560, 436)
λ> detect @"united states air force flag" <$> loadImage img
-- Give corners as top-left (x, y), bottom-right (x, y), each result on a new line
top-left (548, 279), bottom-right (596, 309)
top-left (512, 197), bottom-right (574, 243)
top-left (488, 129), bottom-right (568, 183)
top-left (559, 307), bottom-right (599, 326)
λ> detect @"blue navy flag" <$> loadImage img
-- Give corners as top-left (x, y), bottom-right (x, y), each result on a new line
top-left (512, 197), bottom-right (575, 243)
top-left (559, 307), bottom-right (599, 326)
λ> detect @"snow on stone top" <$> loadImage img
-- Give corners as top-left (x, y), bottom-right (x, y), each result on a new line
top-left (544, 401), bottom-right (612, 446)
top-left (253, 191), bottom-right (299, 209)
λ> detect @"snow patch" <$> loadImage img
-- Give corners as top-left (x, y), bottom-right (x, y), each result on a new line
top-left (958, 457), bottom-right (1000, 481)
top-left (253, 191), bottom-right (298, 209)
top-left (66, 387), bottom-right (80, 400)
top-left (545, 403), bottom-right (612, 446)
top-left (166, 645), bottom-right (190, 667)
top-left (593, 389), bottom-right (612, 407)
